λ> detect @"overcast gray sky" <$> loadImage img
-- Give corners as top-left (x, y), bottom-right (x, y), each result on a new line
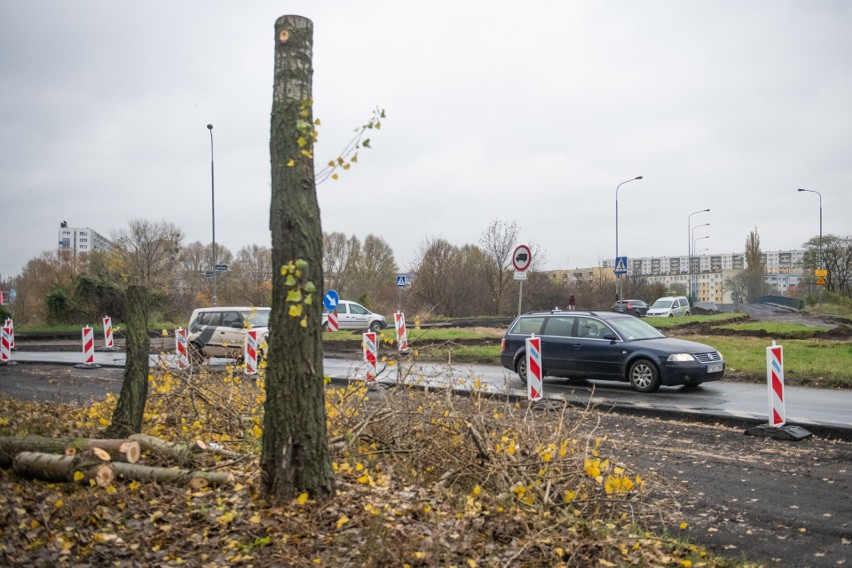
top-left (2, 1), bottom-right (850, 280)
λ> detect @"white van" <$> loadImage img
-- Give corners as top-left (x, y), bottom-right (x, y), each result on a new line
top-left (646, 296), bottom-right (691, 318)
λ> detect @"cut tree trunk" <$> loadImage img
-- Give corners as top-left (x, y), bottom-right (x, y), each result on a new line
top-left (262, 14), bottom-right (335, 501)
top-left (128, 433), bottom-right (239, 464)
top-left (0, 436), bottom-right (140, 468)
top-left (104, 285), bottom-right (149, 438)
top-left (13, 451), bottom-right (114, 487)
top-left (111, 462), bottom-right (234, 488)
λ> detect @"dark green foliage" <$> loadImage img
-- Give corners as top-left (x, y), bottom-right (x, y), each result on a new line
top-left (74, 275), bottom-right (127, 322)
top-left (45, 288), bottom-right (73, 324)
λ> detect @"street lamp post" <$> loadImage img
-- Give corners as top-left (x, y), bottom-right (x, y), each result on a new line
top-left (207, 124), bottom-right (217, 307)
top-left (691, 224), bottom-right (709, 299)
top-left (687, 208), bottom-right (710, 302)
top-left (615, 175), bottom-right (643, 301)
top-left (797, 188), bottom-right (822, 268)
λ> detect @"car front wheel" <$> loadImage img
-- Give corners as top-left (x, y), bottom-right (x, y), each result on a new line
top-left (516, 356), bottom-right (528, 384)
top-left (628, 359), bottom-right (660, 393)
top-left (369, 320), bottom-right (383, 333)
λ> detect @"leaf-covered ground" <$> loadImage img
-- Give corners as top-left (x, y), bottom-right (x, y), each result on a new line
top-left (0, 364), bottom-right (760, 567)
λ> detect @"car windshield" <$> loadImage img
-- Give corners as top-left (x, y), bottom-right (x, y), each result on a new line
top-left (651, 299), bottom-right (673, 308)
top-left (606, 316), bottom-right (666, 341)
top-left (241, 309), bottom-right (270, 328)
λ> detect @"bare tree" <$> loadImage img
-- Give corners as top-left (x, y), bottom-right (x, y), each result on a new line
top-left (233, 244), bottom-right (273, 306)
top-left (479, 219), bottom-right (519, 314)
top-left (262, 15), bottom-right (334, 500)
top-left (109, 219), bottom-right (184, 290)
top-left (322, 232), bottom-right (358, 294)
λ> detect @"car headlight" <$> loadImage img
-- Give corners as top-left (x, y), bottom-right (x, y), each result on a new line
top-left (667, 353), bottom-right (696, 362)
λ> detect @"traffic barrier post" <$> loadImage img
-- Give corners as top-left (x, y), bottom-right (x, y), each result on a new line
top-left (767, 340), bottom-right (785, 427)
top-left (526, 334), bottom-right (543, 401)
top-left (327, 311), bottom-right (338, 332)
top-left (1, 322), bottom-right (11, 363)
top-left (102, 316), bottom-right (115, 350)
top-left (394, 312), bottom-right (408, 353)
top-left (81, 326), bottom-right (95, 366)
top-left (175, 328), bottom-right (189, 369)
top-left (363, 331), bottom-right (377, 383)
top-left (245, 329), bottom-right (258, 375)
top-left (745, 340), bottom-right (811, 440)
top-left (4, 318), bottom-right (13, 350)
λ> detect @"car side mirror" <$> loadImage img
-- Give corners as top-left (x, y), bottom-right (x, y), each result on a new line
top-left (603, 333), bottom-right (618, 342)
top-left (231, 322), bottom-right (243, 328)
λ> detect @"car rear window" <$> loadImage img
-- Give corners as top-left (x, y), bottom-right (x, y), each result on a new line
top-left (510, 316), bottom-right (545, 335)
top-left (542, 316), bottom-right (575, 337)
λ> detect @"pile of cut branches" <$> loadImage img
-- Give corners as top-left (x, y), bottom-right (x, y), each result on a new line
top-left (0, 364), bottom-right (750, 567)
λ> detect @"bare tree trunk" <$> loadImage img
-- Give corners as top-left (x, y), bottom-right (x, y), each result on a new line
top-left (105, 285), bottom-right (149, 438)
top-left (261, 14), bottom-right (334, 500)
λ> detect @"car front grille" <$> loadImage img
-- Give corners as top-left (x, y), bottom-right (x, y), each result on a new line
top-left (694, 351), bottom-right (722, 363)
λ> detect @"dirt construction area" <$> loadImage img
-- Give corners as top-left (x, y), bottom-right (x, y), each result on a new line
top-left (1, 359), bottom-right (851, 567)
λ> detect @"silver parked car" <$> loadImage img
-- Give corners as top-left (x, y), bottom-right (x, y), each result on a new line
top-left (322, 300), bottom-right (386, 332)
top-left (187, 306), bottom-right (270, 360)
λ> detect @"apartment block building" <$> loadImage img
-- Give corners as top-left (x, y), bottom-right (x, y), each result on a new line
top-left (58, 223), bottom-right (112, 257)
top-left (595, 250), bottom-right (805, 302)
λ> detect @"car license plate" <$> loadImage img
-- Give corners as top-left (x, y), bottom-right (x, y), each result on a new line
top-left (707, 363), bottom-right (723, 373)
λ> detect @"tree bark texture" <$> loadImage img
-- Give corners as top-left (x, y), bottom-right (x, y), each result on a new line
top-left (262, 14), bottom-right (335, 500)
top-left (105, 285), bottom-right (149, 438)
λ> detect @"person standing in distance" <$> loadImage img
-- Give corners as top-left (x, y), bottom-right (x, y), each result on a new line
top-left (568, 294), bottom-right (576, 310)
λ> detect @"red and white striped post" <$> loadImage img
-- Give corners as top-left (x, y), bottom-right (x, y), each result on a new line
top-left (327, 310), bottom-right (338, 332)
top-left (4, 318), bottom-right (13, 350)
top-left (394, 311), bottom-right (408, 353)
top-left (175, 328), bottom-right (189, 369)
top-left (244, 329), bottom-right (258, 375)
top-left (766, 340), bottom-right (785, 427)
top-left (363, 331), bottom-right (378, 383)
top-left (81, 326), bottom-right (95, 366)
top-left (1, 322), bottom-right (11, 363)
top-left (102, 316), bottom-right (115, 350)
top-left (526, 334), bottom-right (543, 401)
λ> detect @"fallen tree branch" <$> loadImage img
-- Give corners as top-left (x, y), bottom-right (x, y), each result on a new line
top-left (111, 462), bottom-right (234, 488)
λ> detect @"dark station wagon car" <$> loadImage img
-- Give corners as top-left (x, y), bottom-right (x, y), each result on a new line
top-left (500, 310), bottom-right (725, 392)
top-left (610, 299), bottom-right (649, 317)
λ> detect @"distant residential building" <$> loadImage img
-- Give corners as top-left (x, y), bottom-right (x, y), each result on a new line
top-left (591, 250), bottom-right (806, 303)
top-left (58, 222), bottom-right (112, 258)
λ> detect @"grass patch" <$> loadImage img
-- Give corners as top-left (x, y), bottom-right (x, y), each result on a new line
top-left (713, 321), bottom-right (829, 338)
top-left (645, 313), bottom-right (744, 329)
top-left (675, 334), bottom-right (852, 388)
top-left (324, 327), bottom-right (504, 342)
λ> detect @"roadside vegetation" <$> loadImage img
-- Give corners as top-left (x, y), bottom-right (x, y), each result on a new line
top-left (0, 364), bottom-right (753, 567)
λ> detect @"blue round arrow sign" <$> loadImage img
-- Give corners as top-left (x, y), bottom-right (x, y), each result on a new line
top-left (323, 290), bottom-right (339, 310)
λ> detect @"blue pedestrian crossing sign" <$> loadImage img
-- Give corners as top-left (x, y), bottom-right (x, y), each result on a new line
top-left (614, 256), bottom-right (628, 275)
top-left (396, 274), bottom-right (408, 287)
top-left (323, 290), bottom-right (339, 310)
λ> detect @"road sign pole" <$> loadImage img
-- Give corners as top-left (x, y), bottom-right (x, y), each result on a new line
top-left (517, 280), bottom-right (523, 316)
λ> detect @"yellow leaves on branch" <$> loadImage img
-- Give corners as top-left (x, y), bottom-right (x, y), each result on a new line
top-left (315, 106), bottom-right (385, 185)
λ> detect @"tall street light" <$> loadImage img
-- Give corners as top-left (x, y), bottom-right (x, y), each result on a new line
top-left (615, 175), bottom-right (643, 301)
top-left (797, 188), bottom-right (822, 269)
top-left (692, 235), bottom-right (709, 300)
top-left (691, 224), bottom-right (709, 299)
top-left (687, 208), bottom-right (710, 301)
top-left (207, 124), bottom-right (217, 307)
